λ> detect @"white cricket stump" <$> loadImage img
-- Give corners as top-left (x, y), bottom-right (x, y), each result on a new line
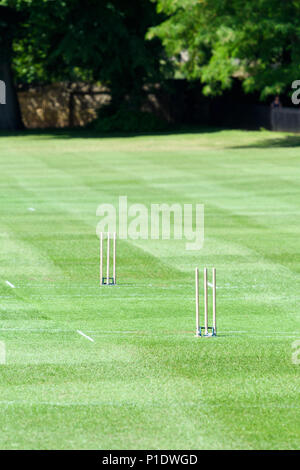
top-left (195, 267), bottom-right (217, 337)
top-left (100, 232), bottom-right (117, 286)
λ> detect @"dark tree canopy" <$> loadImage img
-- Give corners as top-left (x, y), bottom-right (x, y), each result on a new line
top-left (0, 0), bottom-right (166, 128)
top-left (3, 0), bottom-right (164, 103)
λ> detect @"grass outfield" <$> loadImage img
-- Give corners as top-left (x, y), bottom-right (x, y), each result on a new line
top-left (0, 129), bottom-right (299, 449)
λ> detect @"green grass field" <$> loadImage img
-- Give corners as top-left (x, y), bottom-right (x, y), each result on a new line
top-left (0, 129), bottom-right (299, 449)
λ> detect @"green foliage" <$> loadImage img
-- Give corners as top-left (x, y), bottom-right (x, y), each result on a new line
top-left (149, 0), bottom-right (300, 98)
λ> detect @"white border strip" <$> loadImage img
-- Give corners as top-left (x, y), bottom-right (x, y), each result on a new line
top-left (77, 330), bottom-right (94, 342)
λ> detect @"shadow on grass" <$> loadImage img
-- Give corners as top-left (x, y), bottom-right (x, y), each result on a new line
top-left (0, 126), bottom-right (225, 140)
top-left (3, 126), bottom-right (300, 148)
top-left (230, 134), bottom-right (300, 149)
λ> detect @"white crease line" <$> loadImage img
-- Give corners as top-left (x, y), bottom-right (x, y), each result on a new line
top-left (224, 330), bottom-right (299, 337)
top-left (28, 208), bottom-right (36, 212)
top-left (0, 400), bottom-right (298, 409)
top-left (5, 281), bottom-right (15, 289)
top-left (207, 282), bottom-right (220, 289)
top-left (0, 328), bottom-right (73, 333)
top-left (0, 327), bottom-right (298, 339)
top-left (77, 330), bottom-right (94, 342)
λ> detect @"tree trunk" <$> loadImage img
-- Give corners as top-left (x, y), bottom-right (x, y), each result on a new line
top-left (0, 60), bottom-right (24, 130)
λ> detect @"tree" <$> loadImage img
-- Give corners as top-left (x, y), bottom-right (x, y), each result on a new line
top-left (0, 0), bottom-right (164, 128)
top-left (0, 5), bottom-right (24, 130)
top-left (148, 0), bottom-right (300, 99)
